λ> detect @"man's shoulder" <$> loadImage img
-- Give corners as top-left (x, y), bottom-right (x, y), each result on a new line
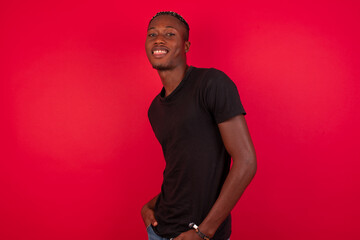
top-left (191, 66), bottom-right (230, 80)
top-left (191, 66), bottom-right (225, 75)
top-left (191, 66), bottom-right (234, 89)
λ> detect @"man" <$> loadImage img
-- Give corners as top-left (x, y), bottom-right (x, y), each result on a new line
top-left (141, 11), bottom-right (257, 240)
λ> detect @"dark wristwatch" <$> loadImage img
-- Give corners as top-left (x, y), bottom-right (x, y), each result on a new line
top-left (189, 222), bottom-right (211, 240)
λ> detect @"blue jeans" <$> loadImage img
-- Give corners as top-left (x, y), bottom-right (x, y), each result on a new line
top-left (146, 225), bottom-right (230, 240)
top-left (147, 225), bottom-right (171, 240)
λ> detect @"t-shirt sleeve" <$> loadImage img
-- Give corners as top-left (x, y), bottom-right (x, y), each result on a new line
top-left (203, 69), bottom-right (246, 124)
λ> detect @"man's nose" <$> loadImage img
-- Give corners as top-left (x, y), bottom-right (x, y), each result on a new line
top-left (154, 35), bottom-right (165, 44)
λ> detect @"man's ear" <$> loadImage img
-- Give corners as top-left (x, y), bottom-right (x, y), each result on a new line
top-left (185, 41), bottom-right (191, 53)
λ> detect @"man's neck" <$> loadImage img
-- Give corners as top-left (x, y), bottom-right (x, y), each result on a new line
top-left (157, 64), bottom-right (189, 97)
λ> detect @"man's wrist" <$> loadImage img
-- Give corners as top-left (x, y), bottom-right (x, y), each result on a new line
top-left (141, 204), bottom-right (149, 214)
top-left (189, 223), bottom-right (212, 240)
top-left (143, 202), bottom-right (154, 211)
top-left (198, 219), bottom-right (218, 238)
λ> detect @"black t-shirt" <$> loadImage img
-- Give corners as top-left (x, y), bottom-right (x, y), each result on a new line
top-left (148, 66), bottom-right (246, 240)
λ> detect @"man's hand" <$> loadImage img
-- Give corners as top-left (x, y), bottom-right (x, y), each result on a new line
top-left (141, 194), bottom-right (159, 228)
top-left (141, 203), bottom-right (158, 228)
top-left (173, 230), bottom-right (202, 240)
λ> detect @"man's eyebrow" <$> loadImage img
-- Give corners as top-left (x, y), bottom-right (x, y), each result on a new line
top-left (147, 26), bottom-right (177, 31)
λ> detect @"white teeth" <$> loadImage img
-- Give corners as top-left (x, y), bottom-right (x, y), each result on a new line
top-left (153, 50), bottom-right (167, 54)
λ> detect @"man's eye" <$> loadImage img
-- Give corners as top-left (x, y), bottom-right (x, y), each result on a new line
top-left (148, 33), bottom-right (156, 37)
top-left (166, 33), bottom-right (175, 37)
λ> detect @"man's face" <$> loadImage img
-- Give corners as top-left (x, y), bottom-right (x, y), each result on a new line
top-left (145, 15), bottom-right (190, 71)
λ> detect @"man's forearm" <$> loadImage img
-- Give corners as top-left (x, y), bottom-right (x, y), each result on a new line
top-left (199, 157), bottom-right (257, 238)
top-left (145, 193), bottom-right (160, 210)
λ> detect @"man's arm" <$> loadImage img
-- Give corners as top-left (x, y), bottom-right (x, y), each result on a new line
top-left (175, 115), bottom-right (257, 239)
top-left (141, 194), bottom-right (160, 227)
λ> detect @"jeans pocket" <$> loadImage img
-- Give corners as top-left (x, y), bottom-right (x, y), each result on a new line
top-left (146, 225), bottom-right (158, 240)
top-left (146, 224), bottom-right (154, 235)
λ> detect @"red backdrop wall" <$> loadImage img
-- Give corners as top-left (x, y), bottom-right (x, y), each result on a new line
top-left (1, 0), bottom-right (359, 239)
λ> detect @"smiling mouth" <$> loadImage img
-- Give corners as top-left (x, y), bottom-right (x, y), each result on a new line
top-left (152, 49), bottom-right (169, 58)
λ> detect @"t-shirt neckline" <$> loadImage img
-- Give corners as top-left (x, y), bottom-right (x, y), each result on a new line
top-left (159, 66), bottom-right (194, 102)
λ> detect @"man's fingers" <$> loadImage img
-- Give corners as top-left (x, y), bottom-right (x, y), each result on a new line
top-left (150, 215), bottom-right (158, 226)
top-left (146, 210), bottom-right (158, 227)
top-left (142, 206), bottom-right (157, 228)
top-left (147, 209), bottom-right (158, 226)
top-left (152, 220), bottom-right (158, 226)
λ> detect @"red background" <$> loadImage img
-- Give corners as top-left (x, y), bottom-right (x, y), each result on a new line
top-left (1, 0), bottom-right (359, 239)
